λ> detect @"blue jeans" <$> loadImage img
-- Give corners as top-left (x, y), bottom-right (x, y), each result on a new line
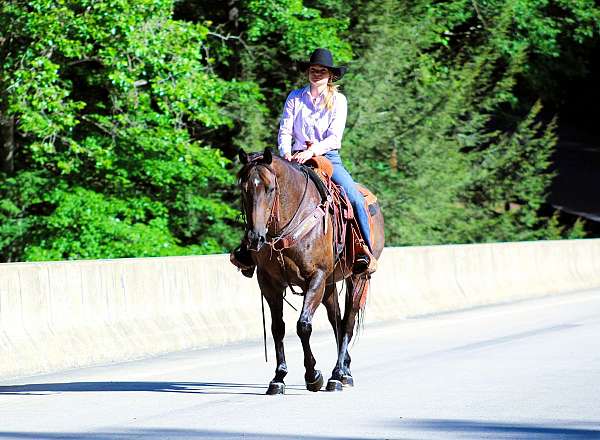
top-left (324, 150), bottom-right (372, 252)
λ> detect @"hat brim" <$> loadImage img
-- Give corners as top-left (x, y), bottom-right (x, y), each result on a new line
top-left (298, 62), bottom-right (347, 81)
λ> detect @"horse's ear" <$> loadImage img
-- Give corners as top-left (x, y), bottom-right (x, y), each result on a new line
top-left (239, 148), bottom-right (248, 165)
top-left (262, 147), bottom-right (272, 164)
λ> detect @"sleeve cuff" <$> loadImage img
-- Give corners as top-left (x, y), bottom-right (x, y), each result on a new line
top-left (279, 144), bottom-right (292, 156)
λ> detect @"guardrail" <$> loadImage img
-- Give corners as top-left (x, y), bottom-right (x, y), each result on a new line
top-left (1, 239), bottom-right (599, 379)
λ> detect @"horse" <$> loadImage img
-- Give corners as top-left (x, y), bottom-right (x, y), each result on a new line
top-left (237, 147), bottom-right (385, 394)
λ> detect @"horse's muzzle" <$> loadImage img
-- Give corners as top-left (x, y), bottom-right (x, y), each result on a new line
top-left (247, 230), bottom-right (266, 251)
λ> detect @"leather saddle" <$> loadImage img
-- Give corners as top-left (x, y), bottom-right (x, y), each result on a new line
top-left (304, 156), bottom-right (378, 266)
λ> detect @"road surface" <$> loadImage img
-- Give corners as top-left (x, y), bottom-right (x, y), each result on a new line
top-left (1, 289), bottom-right (599, 439)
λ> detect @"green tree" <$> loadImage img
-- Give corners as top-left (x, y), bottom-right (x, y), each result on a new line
top-left (2, 0), bottom-right (596, 261)
top-left (176, 0), bottom-right (353, 152)
top-left (0, 0), bottom-right (263, 261)
top-left (427, 0), bottom-right (600, 107)
top-left (343, 0), bottom-right (588, 245)
top-left (241, 0), bottom-right (352, 131)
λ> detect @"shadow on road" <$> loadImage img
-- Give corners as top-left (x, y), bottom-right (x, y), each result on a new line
top-left (0, 381), bottom-right (309, 396)
top-left (0, 430), bottom-right (385, 440)
top-left (393, 418), bottom-right (600, 439)
top-left (1, 421), bottom-right (599, 439)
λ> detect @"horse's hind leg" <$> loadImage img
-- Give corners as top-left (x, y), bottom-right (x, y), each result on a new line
top-left (322, 282), bottom-right (345, 391)
top-left (323, 282), bottom-right (342, 346)
top-left (258, 270), bottom-right (287, 395)
top-left (297, 270), bottom-right (327, 392)
top-left (327, 276), bottom-right (366, 390)
top-left (323, 277), bottom-right (351, 391)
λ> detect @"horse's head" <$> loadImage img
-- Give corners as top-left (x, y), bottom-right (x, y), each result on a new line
top-left (238, 147), bottom-right (277, 251)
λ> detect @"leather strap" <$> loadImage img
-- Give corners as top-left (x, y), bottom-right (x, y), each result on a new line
top-left (270, 205), bottom-right (326, 251)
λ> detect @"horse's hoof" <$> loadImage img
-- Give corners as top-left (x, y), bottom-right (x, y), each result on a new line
top-left (306, 370), bottom-right (323, 392)
top-left (341, 375), bottom-right (354, 387)
top-left (266, 381), bottom-right (285, 395)
top-left (326, 379), bottom-right (343, 392)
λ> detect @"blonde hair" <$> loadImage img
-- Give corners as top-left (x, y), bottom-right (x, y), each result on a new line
top-left (322, 77), bottom-right (339, 112)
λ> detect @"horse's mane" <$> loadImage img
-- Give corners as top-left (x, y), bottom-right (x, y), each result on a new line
top-left (236, 151), bottom-right (304, 183)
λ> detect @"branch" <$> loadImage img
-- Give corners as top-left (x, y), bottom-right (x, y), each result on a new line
top-left (67, 57), bottom-right (103, 67)
top-left (81, 115), bottom-right (115, 137)
top-left (207, 31), bottom-right (254, 57)
top-left (471, 0), bottom-right (488, 30)
top-left (207, 31), bottom-right (239, 41)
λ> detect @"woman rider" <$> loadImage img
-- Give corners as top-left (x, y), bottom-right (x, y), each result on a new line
top-left (231, 48), bottom-right (377, 277)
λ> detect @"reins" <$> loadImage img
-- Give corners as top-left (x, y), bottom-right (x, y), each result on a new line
top-left (266, 169), bottom-right (310, 248)
top-left (267, 168), bottom-right (311, 297)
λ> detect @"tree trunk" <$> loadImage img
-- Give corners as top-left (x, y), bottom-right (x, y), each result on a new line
top-left (1, 114), bottom-right (15, 174)
top-left (0, 112), bottom-right (16, 262)
top-left (228, 0), bottom-right (239, 30)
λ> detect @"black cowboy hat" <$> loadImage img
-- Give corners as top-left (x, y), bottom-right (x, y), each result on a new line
top-left (299, 48), bottom-right (347, 81)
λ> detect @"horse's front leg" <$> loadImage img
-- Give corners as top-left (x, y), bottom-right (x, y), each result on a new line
top-left (297, 270), bottom-right (327, 392)
top-left (258, 270), bottom-right (287, 395)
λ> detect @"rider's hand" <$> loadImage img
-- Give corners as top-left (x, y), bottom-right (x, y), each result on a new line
top-left (284, 153), bottom-right (293, 161)
top-left (292, 149), bottom-right (315, 164)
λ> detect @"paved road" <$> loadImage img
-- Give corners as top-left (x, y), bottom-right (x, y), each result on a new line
top-left (1, 290), bottom-right (599, 439)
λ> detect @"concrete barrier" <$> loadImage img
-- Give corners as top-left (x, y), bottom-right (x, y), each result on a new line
top-left (1, 239), bottom-right (600, 379)
top-left (368, 239), bottom-right (600, 321)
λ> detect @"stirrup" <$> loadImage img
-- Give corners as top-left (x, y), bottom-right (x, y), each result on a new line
top-left (366, 256), bottom-right (378, 275)
top-left (352, 254), bottom-right (367, 275)
top-left (352, 246), bottom-right (377, 276)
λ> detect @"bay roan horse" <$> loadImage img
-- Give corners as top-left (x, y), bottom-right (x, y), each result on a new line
top-left (237, 147), bottom-right (384, 394)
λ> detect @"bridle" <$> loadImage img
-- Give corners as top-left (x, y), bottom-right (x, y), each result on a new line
top-left (239, 163), bottom-right (279, 244)
top-left (240, 161), bottom-right (313, 252)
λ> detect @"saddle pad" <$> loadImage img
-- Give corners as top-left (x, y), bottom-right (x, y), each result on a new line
top-left (356, 183), bottom-right (377, 206)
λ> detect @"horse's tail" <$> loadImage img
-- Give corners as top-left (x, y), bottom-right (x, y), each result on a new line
top-left (348, 276), bottom-right (369, 345)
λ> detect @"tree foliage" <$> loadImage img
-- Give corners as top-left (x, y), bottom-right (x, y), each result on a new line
top-left (343, 0), bottom-right (594, 244)
top-left (1, 0), bottom-right (598, 261)
top-left (0, 0), bottom-right (263, 260)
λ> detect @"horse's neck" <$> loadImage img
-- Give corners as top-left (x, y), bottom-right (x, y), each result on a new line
top-left (273, 158), bottom-right (315, 227)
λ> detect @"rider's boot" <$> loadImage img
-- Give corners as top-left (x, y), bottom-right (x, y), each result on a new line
top-left (352, 244), bottom-right (378, 276)
top-left (230, 243), bottom-right (256, 278)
